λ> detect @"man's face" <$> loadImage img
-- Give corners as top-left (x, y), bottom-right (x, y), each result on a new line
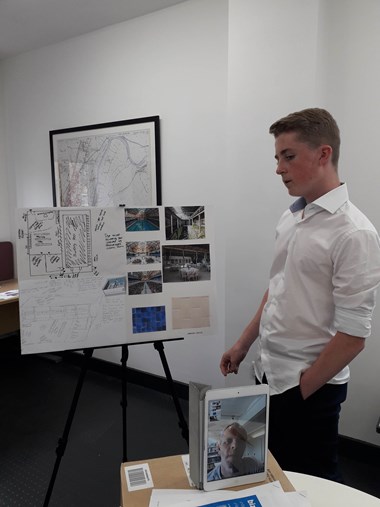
top-left (274, 131), bottom-right (326, 203)
top-left (217, 428), bottom-right (246, 467)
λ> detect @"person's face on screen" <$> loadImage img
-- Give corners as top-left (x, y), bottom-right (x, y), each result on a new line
top-left (217, 426), bottom-right (246, 469)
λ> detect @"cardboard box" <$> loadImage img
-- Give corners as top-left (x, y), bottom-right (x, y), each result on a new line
top-left (120, 452), bottom-right (294, 507)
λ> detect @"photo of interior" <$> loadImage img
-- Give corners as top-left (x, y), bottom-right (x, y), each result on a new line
top-left (165, 206), bottom-right (205, 240)
top-left (125, 208), bottom-right (160, 232)
top-left (126, 240), bottom-right (161, 265)
top-left (162, 244), bottom-right (211, 283)
top-left (127, 270), bottom-right (162, 295)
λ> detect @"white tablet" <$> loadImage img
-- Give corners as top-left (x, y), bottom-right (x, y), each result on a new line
top-left (202, 384), bottom-right (269, 491)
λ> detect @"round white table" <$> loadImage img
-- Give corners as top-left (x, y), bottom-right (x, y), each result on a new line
top-left (285, 471), bottom-right (380, 506)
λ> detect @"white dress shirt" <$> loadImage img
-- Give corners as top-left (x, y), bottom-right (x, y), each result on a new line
top-left (253, 184), bottom-right (380, 395)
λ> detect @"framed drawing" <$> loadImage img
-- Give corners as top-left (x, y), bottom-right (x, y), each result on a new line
top-left (50, 116), bottom-right (161, 207)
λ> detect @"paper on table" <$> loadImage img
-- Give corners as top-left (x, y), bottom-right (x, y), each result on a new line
top-left (285, 490), bottom-right (311, 507)
top-left (0, 289), bottom-right (19, 300)
top-left (149, 489), bottom-right (228, 507)
top-left (148, 481), bottom-right (301, 507)
top-left (181, 454), bottom-right (195, 487)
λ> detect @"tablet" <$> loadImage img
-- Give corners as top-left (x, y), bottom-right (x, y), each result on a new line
top-left (202, 384), bottom-right (269, 491)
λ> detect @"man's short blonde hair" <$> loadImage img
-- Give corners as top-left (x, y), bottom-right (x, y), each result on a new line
top-left (269, 108), bottom-right (341, 168)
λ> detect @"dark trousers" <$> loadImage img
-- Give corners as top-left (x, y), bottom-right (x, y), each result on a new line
top-left (259, 377), bottom-right (347, 482)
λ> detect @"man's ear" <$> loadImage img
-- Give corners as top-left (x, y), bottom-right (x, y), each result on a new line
top-left (216, 442), bottom-right (221, 455)
top-left (319, 145), bottom-right (332, 165)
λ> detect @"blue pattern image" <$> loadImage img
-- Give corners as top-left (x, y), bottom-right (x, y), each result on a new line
top-left (132, 305), bottom-right (166, 334)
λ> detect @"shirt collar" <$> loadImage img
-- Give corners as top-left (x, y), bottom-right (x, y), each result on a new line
top-left (290, 183), bottom-right (348, 215)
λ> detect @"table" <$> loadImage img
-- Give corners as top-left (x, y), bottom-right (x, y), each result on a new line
top-left (285, 471), bottom-right (380, 506)
top-left (0, 279), bottom-right (19, 335)
top-left (120, 452), bottom-right (295, 507)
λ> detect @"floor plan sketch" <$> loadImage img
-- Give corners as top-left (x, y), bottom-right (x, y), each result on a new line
top-left (62, 211), bottom-right (92, 270)
top-left (17, 207), bottom-right (126, 281)
top-left (20, 208), bottom-right (93, 277)
top-left (17, 207), bottom-right (128, 354)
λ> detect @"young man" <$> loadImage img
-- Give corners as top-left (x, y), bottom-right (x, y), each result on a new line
top-left (220, 108), bottom-right (380, 481)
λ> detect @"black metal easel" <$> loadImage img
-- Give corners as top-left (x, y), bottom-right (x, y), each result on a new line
top-left (43, 338), bottom-right (189, 507)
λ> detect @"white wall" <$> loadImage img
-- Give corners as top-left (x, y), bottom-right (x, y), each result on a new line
top-left (0, 0), bottom-right (229, 388)
top-left (1, 0), bottom-right (380, 446)
top-left (223, 0), bottom-right (380, 446)
top-left (317, 0), bottom-right (380, 445)
top-left (224, 0), bottom-right (319, 384)
top-left (0, 70), bottom-right (10, 241)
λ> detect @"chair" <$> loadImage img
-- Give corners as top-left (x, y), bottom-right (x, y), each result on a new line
top-left (187, 268), bottom-right (199, 281)
top-left (0, 241), bottom-right (14, 281)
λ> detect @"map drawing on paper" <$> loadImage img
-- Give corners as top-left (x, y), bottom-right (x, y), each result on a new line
top-left (17, 207), bottom-right (127, 354)
top-left (55, 128), bottom-right (154, 207)
top-left (19, 208), bottom-right (93, 277)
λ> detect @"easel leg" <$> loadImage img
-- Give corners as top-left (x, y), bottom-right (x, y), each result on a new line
top-left (43, 348), bottom-right (94, 507)
top-left (154, 341), bottom-right (189, 444)
top-left (121, 344), bottom-right (128, 462)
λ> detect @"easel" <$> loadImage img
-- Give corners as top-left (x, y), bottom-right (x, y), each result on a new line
top-left (43, 338), bottom-right (189, 507)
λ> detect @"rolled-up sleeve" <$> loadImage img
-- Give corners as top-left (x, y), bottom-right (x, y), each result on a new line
top-left (333, 229), bottom-right (380, 338)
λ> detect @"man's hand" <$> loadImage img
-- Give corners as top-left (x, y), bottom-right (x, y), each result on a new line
top-left (220, 290), bottom-right (268, 377)
top-left (220, 345), bottom-right (248, 376)
top-left (299, 332), bottom-right (365, 399)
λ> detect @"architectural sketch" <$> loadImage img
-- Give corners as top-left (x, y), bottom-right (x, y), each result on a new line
top-left (17, 207), bottom-right (128, 354)
top-left (19, 277), bottom-right (126, 354)
top-left (19, 208), bottom-right (93, 277)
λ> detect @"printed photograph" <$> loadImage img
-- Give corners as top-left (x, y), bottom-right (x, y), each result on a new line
top-left (132, 305), bottom-right (166, 334)
top-left (125, 208), bottom-right (160, 232)
top-left (102, 276), bottom-right (127, 295)
top-left (165, 206), bottom-right (205, 240)
top-left (126, 240), bottom-right (161, 265)
top-left (162, 244), bottom-right (211, 283)
top-left (128, 270), bottom-right (162, 295)
top-left (172, 296), bottom-right (210, 330)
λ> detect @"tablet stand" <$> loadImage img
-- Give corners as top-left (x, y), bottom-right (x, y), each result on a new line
top-left (43, 338), bottom-right (189, 507)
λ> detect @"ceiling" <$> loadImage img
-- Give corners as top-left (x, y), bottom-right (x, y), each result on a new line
top-left (0, 0), bottom-right (188, 61)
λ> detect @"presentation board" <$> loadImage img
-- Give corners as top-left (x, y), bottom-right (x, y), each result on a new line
top-left (16, 205), bottom-right (215, 354)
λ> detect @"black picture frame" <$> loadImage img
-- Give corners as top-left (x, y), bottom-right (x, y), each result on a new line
top-left (50, 116), bottom-right (161, 207)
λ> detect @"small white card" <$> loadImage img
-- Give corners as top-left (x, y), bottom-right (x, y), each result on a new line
top-left (124, 463), bottom-right (154, 491)
top-left (182, 454), bottom-right (196, 487)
